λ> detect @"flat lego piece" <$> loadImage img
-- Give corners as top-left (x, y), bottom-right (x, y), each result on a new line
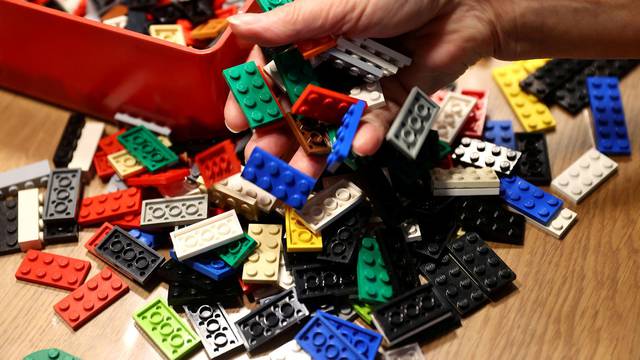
top-left (291, 84), bottom-right (360, 124)
top-left (209, 179), bottom-right (260, 221)
top-left (98, 129), bottom-right (126, 154)
top-left (134, 298), bottom-right (201, 360)
top-left (352, 303), bottom-right (373, 325)
top-left (297, 180), bottom-right (363, 233)
top-left (242, 224), bottom-right (281, 284)
top-left (500, 175), bottom-right (563, 225)
top-left (140, 194), bottom-right (208, 228)
top-left (431, 92), bottom-right (476, 145)
top-left (195, 139), bottom-right (241, 188)
top-left (336, 37), bottom-right (399, 77)
top-left (519, 59), bottom-right (591, 100)
top-left (516, 207), bottom-right (577, 239)
top-left (84, 222), bottom-right (114, 257)
top-left (93, 151), bottom-right (115, 181)
top-left (514, 132), bottom-right (552, 185)
top-left (217, 172), bottom-right (277, 213)
top-left (183, 303), bottom-right (243, 359)
top-left (357, 237), bottom-right (393, 304)
top-left (78, 188), bottom-right (141, 226)
top-left (169, 249), bottom-right (234, 281)
top-left (285, 114), bottom-right (332, 155)
top-left (456, 197), bottom-right (525, 245)
top-left (43, 222), bottom-right (79, 245)
top-left (15, 249), bottom-right (90, 291)
top-left (242, 146), bottom-right (316, 210)
top-left (0, 159), bottom-right (50, 199)
top-left (323, 48), bottom-right (385, 83)
top-left (551, 148), bottom-right (618, 204)
top-left (0, 198), bottom-right (19, 255)
top-left (285, 207), bottom-right (322, 252)
top-left (349, 81), bottom-right (386, 110)
top-left (431, 167), bottom-right (499, 189)
top-left (17, 188), bottom-right (43, 251)
top-left (382, 343), bottom-right (424, 360)
top-left (129, 229), bottom-right (156, 249)
top-left (43, 169), bottom-right (82, 225)
top-left (452, 137), bottom-right (522, 175)
top-left (263, 60), bottom-right (286, 92)
top-left (385, 87), bottom-right (440, 159)
top-left (460, 89), bottom-right (488, 138)
top-left (235, 288), bottom-right (309, 352)
top-left (483, 120), bottom-right (515, 149)
top-left (256, 0), bottom-right (292, 11)
top-left (518, 59), bottom-right (550, 74)
top-left (54, 268), bottom-right (129, 330)
top-left (586, 76), bottom-right (631, 155)
top-left (296, 36), bottom-right (337, 59)
top-left (118, 126), bottom-right (178, 172)
top-left (293, 263), bottom-right (357, 300)
top-left (327, 100), bottom-right (366, 172)
top-left (274, 48), bottom-right (320, 104)
top-left (107, 149), bottom-right (145, 179)
top-left (170, 209), bottom-right (243, 260)
top-left (278, 258), bottom-right (295, 289)
top-left (318, 203), bottom-right (370, 264)
top-left (23, 348), bottom-right (80, 360)
top-left (191, 18), bottom-right (227, 40)
top-left (149, 24), bottom-right (186, 45)
top-left (316, 310), bottom-right (382, 358)
top-left (400, 219), bottom-right (422, 242)
top-left (113, 113), bottom-right (172, 136)
top-left (295, 315), bottom-right (367, 360)
top-left (53, 113), bottom-right (85, 168)
top-left (157, 258), bottom-right (216, 291)
top-left (68, 121), bottom-right (104, 172)
top-left (111, 213), bottom-right (141, 229)
top-left (376, 227), bottom-right (421, 294)
top-left (126, 168), bottom-right (189, 187)
top-left (216, 234), bottom-right (257, 268)
top-left (95, 226), bottom-right (164, 285)
top-left (357, 38), bottom-right (412, 68)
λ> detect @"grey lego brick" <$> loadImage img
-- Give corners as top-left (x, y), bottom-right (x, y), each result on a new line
top-left (0, 160), bottom-right (50, 199)
top-left (183, 303), bottom-right (244, 359)
top-left (113, 112), bottom-right (172, 136)
top-left (324, 48), bottom-right (384, 83)
top-left (452, 137), bottom-right (522, 175)
top-left (140, 194), bottom-right (208, 228)
top-left (43, 222), bottom-right (79, 244)
top-left (43, 169), bottom-right (83, 225)
top-left (359, 39), bottom-right (412, 68)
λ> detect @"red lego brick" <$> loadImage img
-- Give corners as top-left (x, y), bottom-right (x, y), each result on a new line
top-left (78, 188), bottom-right (142, 226)
top-left (125, 168), bottom-right (189, 187)
top-left (84, 222), bottom-right (114, 257)
top-left (93, 151), bottom-right (115, 181)
top-left (177, 19), bottom-right (194, 47)
top-left (54, 268), bottom-right (129, 330)
top-left (15, 249), bottom-right (91, 291)
top-left (110, 213), bottom-right (141, 230)
top-left (98, 129), bottom-right (126, 154)
top-left (215, 5), bottom-right (237, 18)
top-left (195, 139), bottom-right (241, 188)
top-left (460, 89), bottom-right (488, 138)
top-left (296, 36), bottom-right (337, 59)
top-left (291, 84), bottom-right (360, 124)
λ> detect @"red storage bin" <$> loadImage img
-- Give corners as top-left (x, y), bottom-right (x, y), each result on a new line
top-left (0, 0), bottom-right (258, 138)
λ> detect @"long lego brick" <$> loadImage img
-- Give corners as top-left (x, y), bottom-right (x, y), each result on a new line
top-left (452, 137), bottom-right (522, 175)
top-left (95, 226), bottom-right (164, 285)
top-left (53, 113), bottom-right (85, 168)
top-left (431, 92), bottom-right (476, 145)
top-left (68, 121), bottom-right (105, 172)
top-left (296, 36), bottom-right (337, 59)
top-left (514, 132), bottom-right (552, 185)
top-left (215, 172), bottom-right (277, 213)
top-left (84, 222), bottom-right (114, 257)
top-left (295, 314), bottom-right (367, 360)
top-left (317, 203), bottom-right (370, 264)
top-left (54, 268), bottom-right (129, 330)
top-left (285, 114), bottom-right (332, 155)
top-left (376, 227), bottom-right (421, 294)
top-left (195, 139), bottom-right (241, 188)
top-left (15, 249), bottom-right (91, 291)
top-left (17, 188), bottom-right (43, 251)
top-left (358, 38), bottom-right (412, 68)
top-left (107, 149), bottom-right (146, 179)
top-left (551, 148), bottom-right (618, 204)
top-left (125, 168), bottom-right (189, 187)
top-left (43, 222), bottom-right (79, 245)
top-left (349, 81), bottom-right (386, 110)
top-left (111, 213), bottom-right (141, 229)
top-left (118, 126), bottom-right (178, 171)
top-left (241, 146), bottom-right (316, 210)
top-left (456, 197), bottom-right (525, 245)
top-left (43, 169), bottom-right (83, 225)
top-left (336, 37), bottom-right (399, 77)
top-left (170, 209), bottom-right (243, 260)
top-left (519, 59), bottom-right (592, 100)
top-left (24, 348), bottom-right (80, 360)
top-left (296, 179), bottom-right (363, 233)
top-left (285, 207), bottom-right (322, 252)
top-left (114, 113), bottom-right (172, 136)
top-left (327, 100), bottom-right (366, 172)
top-left (357, 237), bottom-right (393, 304)
top-left (78, 188), bottom-right (142, 226)
top-left (586, 76), bottom-right (631, 155)
top-left (291, 84), bottom-right (360, 124)
top-left (0, 159), bottom-right (50, 199)
top-left (292, 263), bottom-right (357, 300)
top-left (140, 194), bottom-right (208, 228)
top-left (316, 311), bottom-right (382, 360)
top-left (242, 224), bottom-right (281, 284)
top-left (169, 249), bottom-right (234, 281)
top-left (323, 48), bottom-right (384, 83)
top-left (431, 167), bottom-right (499, 189)
top-left (98, 129), bottom-right (126, 154)
top-left (460, 89), bottom-right (488, 138)
top-left (0, 198), bottom-right (20, 255)
top-left (165, 266), bottom-right (241, 308)
top-left (483, 120), bottom-right (515, 149)
top-left (183, 303), bottom-right (244, 359)
top-left (499, 175), bottom-right (562, 225)
top-left (209, 179), bottom-right (260, 221)
top-left (274, 48), bottom-right (320, 104)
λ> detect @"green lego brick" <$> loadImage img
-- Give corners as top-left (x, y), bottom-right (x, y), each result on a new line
top-left (133, 298), bottom-right (201, 360)
top-left (217, 233), bottom-right (258, 268)
top-left (357, 237), bottom-right (393, 303)
top-left (117, 126), bottom-right (178, 172)
top-left (352, 303), bottom-right (374, 325)
top-left (223, 61), bottom-right (284, 129)
top-left (273, 48), bottom-right (319, 104)
top-left (256, 0), bottom-right (292, 12)
top-left (24, 348), bottom-right (80, 360)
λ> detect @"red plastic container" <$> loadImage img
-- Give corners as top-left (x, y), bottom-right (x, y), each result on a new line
top-left (0, 0), bottom-right (258, 138)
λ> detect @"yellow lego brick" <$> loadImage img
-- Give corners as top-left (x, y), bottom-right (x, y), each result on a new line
top-left (149, 24), bottom-right (186, 46)
top-left (157, 135), bottom-right (172, 148)
top-left (492, 63), bottom-right (556, 132)
top-left (242, 224), bottom-right (281, 284)
top-left (285, 207), bottom-right (322, 252)
top-left (107, 149), bottom-right (145, 179)
top-left (518, 59), bottom-right (550, 74)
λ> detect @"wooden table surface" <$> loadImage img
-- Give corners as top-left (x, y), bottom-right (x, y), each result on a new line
top-left (0, 59), bottom-right (639, 360)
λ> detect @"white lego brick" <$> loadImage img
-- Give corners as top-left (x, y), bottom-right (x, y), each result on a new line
top-left (277, 258), bottom-right (294, 290)
top-left (114, 112), bottom-right (172, 136)
top-left (431, 92), bottom-right (476, 145)
top-left (513, 207), bottom-right (577, 239)
top-left (336, 37), bottom-right (399, 77)
top-left (269, 340), bottom-right (311, 360)
top-left (431, 167), bottom-right (500, 189)
top-left (68, 121), bottom-right (104, 172)
top-left (103, 15), bottom-right (128, 28)
top-left (296, 180), bottom-right (363, 233)
top-left (17, 188), bottom-right (43, 251)
top-left (141, 194), bottom-right (208, 228)
top-left (219, 172), bottom-right (277, 213)
top-left (349, 82), bottom-right (386, 110)
top-left (433, 187), bottom-right (500, 196)
top-left (0, 160), bottom-right (50, 199)
top-left (400, 219), bottom-right (421, 243)
top-left (551, 148), bottom-right (618, 204)
top-left (170, 209), bottom-right (244, 260)
top-left (263, 60), bottom-right (287, 93)
top-left (382, 343), bottom-right (424, 360)
top-left (452, 137), bottom-right (522, 175)
top-left (325, 48), bottom-right (384, 83)
top-left (359, 38), bottom-right (412, 68)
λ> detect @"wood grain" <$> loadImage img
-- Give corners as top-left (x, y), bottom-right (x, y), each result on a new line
top-left (0, 59), bottom-right (639, 360)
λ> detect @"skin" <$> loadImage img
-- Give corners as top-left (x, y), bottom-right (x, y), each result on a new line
top-left (224, 0), bottom-right (640, 177)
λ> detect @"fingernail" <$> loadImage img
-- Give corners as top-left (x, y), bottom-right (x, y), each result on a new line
top-left (225, 120), bottom-right (241, 134)
top-left (227, 13), bottom-right (262, 27)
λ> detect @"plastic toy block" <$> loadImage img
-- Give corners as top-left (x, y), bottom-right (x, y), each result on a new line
top-left (460, 89), bottom-right (488, 138)
top-left (278, 259), bottom-right (295, 290)
top-left (318, 311), bottom-right (382, 360)
top-left (235, 288), bottom-right (309, 352)
top-left (84, 222), bottom-right (113, 257)
top-left (223, 61), bottom-right (284, 129)
top-left (336, 37), bottom-right (399, 77)
top-left (492, 63), bottom-right (556, 132)
top-left (274, 48), bottom-right (320, 104)
top-left (171, 250), bottom-right (235, 283)
top-left (318, 203), bottom-right (370, 264)
top-left (256, 0), bottom-right (292, 12)
top-left (483, 120), bottom-right (515, 149)
top-left (42, 169), bottom-right (82, 226)
top-left (216, 172), bottom-right (277, 213)
top-left (295, 314), bottom-right (367, 360)
top-left (118, 126), bottom-right (178, 172)
top-left (431, 92), bottom-right (476, 145)
top-left (292, 263), bottom-right (357, 300)
top-left (372, 283), bottom-right (457, 346)
top-left (586, 76), bottom-right (631, 155)
top-left (68, 121), bottom-right (104, 172)
top-left (352, 303), bottom-right (373, 325)
top-left (519, 207), bottom-right (578, 239)
top-left (400, 219), bottom-right (422, 243)
top-left (297, 180), bottom-right (363, 233)
top-left (376, 228), bottom-right (420, 294)
top-left (110, 213), bottom-right (141, 230)
top-left (357, 237), bottom-right (393, 304)
top-left (323, 48), bottom-right (384, 83)
top-left (382, 343), bottom-right (424, 360)
top-left (17, 188), bottom-right (43, 251)
top-left (216, 234), bottom-right (257, 268)
top-left (431, 167), bottom-right (500, 196)
top-left (113, 113), bottom-right (172, 136)
top-left (78, 188), bottom-right (141, 226)
top-left (128, 229), bottom-right (156, 248)
top-left (242, 224), bottom-right (282, 284)
top-left (0, 159), bottom-right (50, 199)
top-left (285, 114), bottom-right (332, 156)
top-left (195, 139), bottom-right (241, 188)
top-left (170, 209), bottom-right (243, 260)
top-left (514, 132), bottom-right (552, 185)
top-left (103, 15), bottom-right (128, 28)
top-left (269, 339), bottom-right (311, 360)
top-left (452, 137), bottom-right (522, 175)
top-left (157, 259), bottom-right (219, 294)
top-left (209, 178), bottom-right (260, 221)
top-left (54, 268), bottom-right (129, 330)
top-left (357, 38), bottom-right (412, 68)
top-left (23, 348), bottom-right (80, 360)
top-left (0, 198), bottom-right (19, 255)
top-left (43, 222), bottom-right (78, 245)
top-left (385, 87), bottom-right (440, 159)
top-left (134, 298), bottom-right (201, 360)
top-left (447, 232), bottom-right (516, 297)
top-left (183, 303), bottom-right (243, 359)
top-left (140, 194), bottom-right (208, 228)
top-left (285, 207), bottom-right (322, 252)
top-left (519, 59), bottom-right (591, 100)
top-left (98, 129), bottom-right (126, 154)
top-left (327, 100), bottom-right (366, 172)
top-left (291, 84), bottom-right (361, 124)
top-left (349, 81), bottom-right (386, 110)
top-left (149, 24), bottom-right (186, 45)
top-left (191, 18), bottom-right (228, 40)
top-left (456, 197), bottom-right (525, 245)
top-left (95, 226), bottom-right (164, 285)
top-left (107, 149), bottom-right (146, 179)
top-left (262, 60), bottom-right (286, 92)
top-left (518, 59), bottom-right (550, 74)
top-left (126, 168), bottom-right (189, 187)
top-left (242, 146), bottom-right (316, 210)
top-left (296, 36), bottom-right (337, 59)
top-left (551, 148), bottom-right (618, 204)
top-left (53, 113), bottom-right (85, 168)
top-left (15, 249), bottom-right (90, 291)
top-left (93, 151), bottom-right (115, 181)
top-left (500, 175), bottom-right (562, 225)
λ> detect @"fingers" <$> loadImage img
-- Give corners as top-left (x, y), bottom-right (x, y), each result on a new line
top-left (288, 147), bottom-right (327, 178)
top-left (244, 123), bottom-right (298, 161)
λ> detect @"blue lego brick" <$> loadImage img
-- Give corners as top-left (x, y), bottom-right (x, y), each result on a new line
top-left (295, 314), bottom-right (367, 360)
top-left (586, 76), bottom-right (631, 155)
top-left (483, 120), bottom-right (515, 149)
top-left (241, 146), bottom-right (316, 209)
top-left (129, 229), bottom-right (156, 249)
top-left (327, 100), bottom-right (366, 173)
top-left (316, 311), bottom-right (382, 360)
top-left (499, 175), bottom-right (563, 225)
top-left (169, 250), bottom-right (235, 281)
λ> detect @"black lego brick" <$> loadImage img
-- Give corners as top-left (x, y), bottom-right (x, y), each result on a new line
top-left (411, 196), bottom-right (459, 260)
top-left (0, 198), bottom-right (19, 255)
top-left (519, 59), bottom-right (592, 101)
top-left (43, 168), bottom-right (83, 225)
top-left (125, 10), bottom-right (151, 35)
top-left (514, 132), bottom-right (552, 185)
top-left (292, 263), bottom-right (357, 301)
top-left (158, 258), bottom-right (216, 290)
top-left (376, 227), bottom-right (421, 294)
top-left (456, 197), bottom-right (525, 245)
top-left (43, 222), bottom-right (79, 244)
top-left (317, 202), bottom-right (371, 264)
top-left (281, 236), bottom-right (317, 270)
top-left (53, 113), bottom-right (85, 168)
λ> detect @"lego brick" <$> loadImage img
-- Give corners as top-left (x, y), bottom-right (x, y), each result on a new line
top-left (169, 249), bottom-right (235, 281)
top-left (296, 36), bottom-right (337, 59)
top-left (432, 92), bottom-right (476, 145)
top-left (183, 303), bottom-right (243, 359)
top-left (323, 48), bottom-right (384, 83)
top-left (376, 227), bottom-right (421, 294)
top-left (518, 59), bottom-right (550, 74)
top-left (195, 139), bottom-right (241, 188)
top-left (217, 172), bottom-right (277, 213)
top-left (216, 234), bottom-right (257, 268)
top-left (103, 14), bottom-right (128, 28)
top-left (336, 37), bottom-right (399, 77)
top-left (0, 159), bottom-right (50, 199)
top-left (327, 100), bottom-right (366, 172)
top-left (317, 311), bottom-right (382, 359)
top-left (170, 209), bottom-right (243, 260)
top-left (134, 298), bottom-right (201, 360)
top-left (483, 120), bottom-right (515, 149)
top-left (500, 175), bottom-right (562, 225)
top-left (293, 263), bottom-right (357, 300)
top-left (43, 169), bottom-right (82, 225)
top-left (235, 288), bottom-right (309, 352)
top-left (78, 188), bottom-right (142, 226)
top-left (191, 18), bottom-right (228, 40)
top-left (382, 343), bottom-right (424, 360)
top-left (111, 213), bottom-right (141, 229)
top-left (431, 167), bottom-right (499, 190)
top-left (118, 126), bottom-right (178, 172)
top-left (515, 207), bottom-right (577, 239)
top-left (400, 219), bottom-right (422, 243)
top-left (95, 226), bottom-right (164, 285)
top-left (126, 168), bottom-right (189, 187)
top-left (278, 258), bottom-right (295, 289)
top-left (223, 61), bottom-right (284, 129)
top-left (285, 206), bottom-right (322, 252)
top-left (285, 114), bottom-right (332, 156)
top-left (242, 224), bottom-right (282, 284)
top-left (17, 188), bottom-right (43, 251)
top-left (291, 84), bottom-right (360, 124)
top-left (586, 76), bottom-right (631, 155)
top-left (43, 222), bottom-right (79, 244)
top-left (53, 113), bottom-right (85, 168)
top-left (15, 249), bottom-right (91, 291)
top-left (352, 303), bottom-right (373, 325)
top-left (460, 89), bottom-right (488, 138)
top-left (492, 63), bottom-right (556, 132)
top-left (0, 198), bottom-right (19, 255)
top-left (256, 0), bottom-right (292, 12)
top-left (93, 151), bottom-right (116, 181)
top-left (296, 180), bottom-right (363, 233)
top-left (514, 132), bottom-right (552, 185)
top-left (209, 177), bottom-right (260, 221)
top-left (68, 121), bottom-right (104, 172)
top-left (113, 112), bottom-right (172, 136)
top-left (385, 87), bottom-right (440, 159)
top-left (349, 81), bottom-right (386, 110)
top-left (149, 24), bottom-right (186, 46)
top-left (295, 314), bottom-right (367, 360)
top-left (269, 339), bottom-right (312, 360)
top-left (99, 129), bottom-right (126, 154)
top-left (317, 203), bottom-right (370, 264)
top-left (357, 38), bottom-right (412, 68)
top-left (157, 258), bottom-right (217, 292)
top-left (23, 348), bottom-right (80, 360)
top-left (140, 194), bottom-right (208, 228)
top-left (263, 60), bottom-right (286, 92)
top-left (84, 222), bottom-right (113, 257)
top-left (54, 268), bottom-right (129, 330)
top-left (129, 229), bottom-right (156, 248)
top-left (456, 197), bottom-right (525, 245)
top-left (107, 149), bottom-right (145, 179)
top-left (357, 237), bottom-right (393, 304)
top-left (452, 137), bottom-right (522, 175)
top-left (519, 59), bottom-right (591, 100)
top-left (551, 148), bottom-right (618, 204)
top-left (242, 146), bottom-right (316, 210)
top-left (274, 48), bottom-right (320, 104)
